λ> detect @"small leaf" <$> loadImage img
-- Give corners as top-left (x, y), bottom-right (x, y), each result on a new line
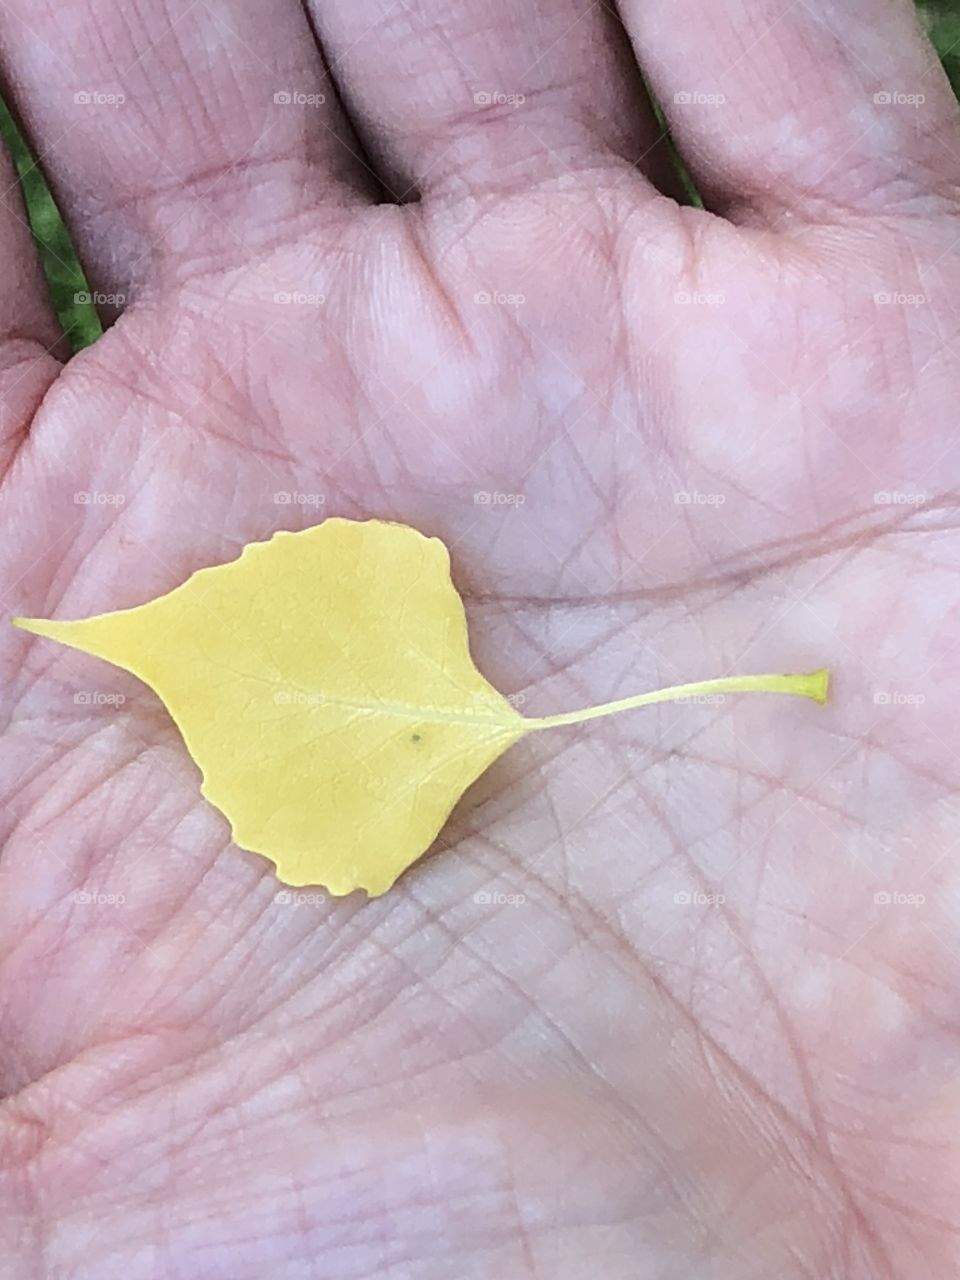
top-left (13, 520), bottom-right (829, 896)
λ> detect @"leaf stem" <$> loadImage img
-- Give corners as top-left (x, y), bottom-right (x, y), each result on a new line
top-left (526, 669), bottom-right (829, 732)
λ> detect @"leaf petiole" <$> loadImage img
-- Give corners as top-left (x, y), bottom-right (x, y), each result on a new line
top-left (527, 669), bottom-right (829, 732)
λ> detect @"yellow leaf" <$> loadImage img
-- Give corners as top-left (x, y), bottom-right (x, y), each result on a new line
top-left (13, 519), bottom-right (829, 896)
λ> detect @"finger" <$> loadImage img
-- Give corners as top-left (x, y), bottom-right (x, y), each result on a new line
top-left (305, 0), bottom-right (680, 199)
top-left (0, 1), bottom-right (374, 301)
top-left (0, 124), bottom-right (63, 466)
top-left (618, 0), bottom-right (960, 220)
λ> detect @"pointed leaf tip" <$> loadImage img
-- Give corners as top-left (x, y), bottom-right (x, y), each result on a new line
top-left (12, 616), bottom-right (41, 635)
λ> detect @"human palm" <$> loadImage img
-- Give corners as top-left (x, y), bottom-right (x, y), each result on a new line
top-left (3, 1), bottom-right (960, 1275)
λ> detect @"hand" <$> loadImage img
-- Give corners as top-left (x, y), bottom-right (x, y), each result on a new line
top-left (2, 2), bottom-right (959, 1275)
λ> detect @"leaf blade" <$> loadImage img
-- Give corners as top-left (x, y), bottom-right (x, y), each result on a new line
top-left (15, 520), bottom-right (527, 895)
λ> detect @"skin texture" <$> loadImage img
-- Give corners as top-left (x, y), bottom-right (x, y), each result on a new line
top-left (1, 0), bottom-right (960, 1275)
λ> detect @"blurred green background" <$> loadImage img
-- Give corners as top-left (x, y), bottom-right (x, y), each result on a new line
top-left (1, 0), bottom-right (959, 354)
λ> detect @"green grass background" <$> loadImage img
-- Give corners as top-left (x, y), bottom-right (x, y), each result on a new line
top-left (2, 1), bottom-right (959, 354)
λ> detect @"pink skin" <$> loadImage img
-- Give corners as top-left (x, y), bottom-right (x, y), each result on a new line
top-left (1, 1), bottom-right (960, 1275)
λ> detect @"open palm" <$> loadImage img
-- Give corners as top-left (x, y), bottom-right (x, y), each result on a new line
top-left (3, 1), bottom-right (960, 1276)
